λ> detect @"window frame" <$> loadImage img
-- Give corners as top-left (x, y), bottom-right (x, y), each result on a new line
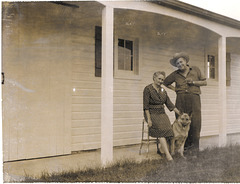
top-left (205, 52), bottom-right (231, 86)
top-left (205, 53), bottom-right (218, 85)
top-left (114, 35), bottom-right (141, 80)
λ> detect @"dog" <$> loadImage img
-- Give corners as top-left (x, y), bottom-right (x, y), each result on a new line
top-left (170, 112), bottom-right (191, 158)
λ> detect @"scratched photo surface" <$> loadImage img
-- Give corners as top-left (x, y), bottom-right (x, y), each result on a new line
top-left (2, 1), bottom-right (240, 182)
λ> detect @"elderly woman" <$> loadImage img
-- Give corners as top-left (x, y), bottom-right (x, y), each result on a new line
top-left (163, 52), bottom-right (207, 153)
top-left (143, 71), bottom-right (180, 161)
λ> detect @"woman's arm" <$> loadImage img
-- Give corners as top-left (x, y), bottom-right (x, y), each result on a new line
top-left (143, 86), bottom-right (152, 127)
top-left (145, 110), bottom-right (152, 127)
top-left (173, 108), bottom-right (181, 116)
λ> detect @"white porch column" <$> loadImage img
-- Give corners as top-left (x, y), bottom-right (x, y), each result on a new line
top-left (218, 36), bottom-right (227, 147)
top-left (101, 6), bottom-right (114, 166)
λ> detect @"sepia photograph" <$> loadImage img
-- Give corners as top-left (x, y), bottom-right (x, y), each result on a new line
top-left (2, 0), bottom-right (240, 182)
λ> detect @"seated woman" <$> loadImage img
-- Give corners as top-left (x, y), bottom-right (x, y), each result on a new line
top-left (143, 71), bottom-right (180, 161)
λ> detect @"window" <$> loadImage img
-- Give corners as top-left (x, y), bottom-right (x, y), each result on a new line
top-left (114, 36), bottom-right (139, 79)
top-left (95, 27), bottom-right (140, 79)
top-left (207, 55), bottom-right (216, 79)
top-left (118, 39), bottom-right (133, 71)
top-left (206, 53), bottom-right (231, 86)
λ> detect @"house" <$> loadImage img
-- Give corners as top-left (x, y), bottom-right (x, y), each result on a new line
top-left (2, 0), bottom-right (240, 165)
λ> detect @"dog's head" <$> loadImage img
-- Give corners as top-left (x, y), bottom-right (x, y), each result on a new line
top-left (178, 112), bottom-right (191, 127)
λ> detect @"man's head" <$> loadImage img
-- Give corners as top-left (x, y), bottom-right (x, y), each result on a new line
top-left (170, 52), bottom-right (189, 70)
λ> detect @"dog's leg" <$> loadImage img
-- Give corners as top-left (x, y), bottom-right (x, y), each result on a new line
top-left (180, 138), bottom-right (187, 159)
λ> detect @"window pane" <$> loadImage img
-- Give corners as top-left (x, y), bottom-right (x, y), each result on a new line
top-left (125, 40), bottom-right (133, 70)
top-left (124, 50), bottom-right (132, 70)
top-left (210, 59), bottom-right (215, 67)
top-left (208, 55), bottom-right (215, 79)
top-left (210, 68), bottom-right (215, 79)
top-left (118, 39), bottom-right (134, 71)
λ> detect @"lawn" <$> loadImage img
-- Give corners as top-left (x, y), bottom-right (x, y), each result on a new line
top-left (24, 144), bottom-right (240, 183)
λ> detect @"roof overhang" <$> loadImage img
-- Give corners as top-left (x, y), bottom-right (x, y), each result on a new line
top-left (152, 0), bottom-right (240, 30)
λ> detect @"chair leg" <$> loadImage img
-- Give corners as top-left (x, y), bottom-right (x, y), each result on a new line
top-left (139, 120), bottom-right (145, 155)
top-left (156, 137), bottom-right (161, 155)
top-left (147, 132), bottom-right (150, 157)
top-left (139, 142), bottom-right (143, 155)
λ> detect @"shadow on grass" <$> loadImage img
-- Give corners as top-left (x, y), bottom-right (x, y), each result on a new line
top-left (23, 144), bottom-right (240, 183)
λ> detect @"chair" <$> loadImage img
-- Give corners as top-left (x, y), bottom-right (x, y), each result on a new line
top-left (139, 119), bottom-right (160, 156)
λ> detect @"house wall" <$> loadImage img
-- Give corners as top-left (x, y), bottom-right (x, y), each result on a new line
top-left (2, 3), bottom-right (72, 161)
top-left (71, 27), bottom-right (102, 151)
top-left (3, 2), bottom-right (240, 161)
top-left (227, 54), bottom-right (240, 134)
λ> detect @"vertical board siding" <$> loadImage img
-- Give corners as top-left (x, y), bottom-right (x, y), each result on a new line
top-left (2, 3), bottom-right (72, 161)
top-left (227, 54), bottom-right (240, 133)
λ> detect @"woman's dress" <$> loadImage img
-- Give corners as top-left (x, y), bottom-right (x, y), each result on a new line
top-left (143, 84), bottom-right (174, 138)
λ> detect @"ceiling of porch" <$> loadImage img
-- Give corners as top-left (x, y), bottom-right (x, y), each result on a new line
top-left (52, 1), bottom-right (220, 50)
top-left (9, 1), bottom-right (238, 55)
top-left (114, 8), bottom-right (220, 50)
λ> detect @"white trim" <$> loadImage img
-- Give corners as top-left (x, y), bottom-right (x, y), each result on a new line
top-left (218, 36), bottom-right (227, 147)
top-left (114, 35), bottom-right (141, 80)
top-left (101, 6), bottom-right (114, 166)
top-left (205, 53), bottom-right (218, 84)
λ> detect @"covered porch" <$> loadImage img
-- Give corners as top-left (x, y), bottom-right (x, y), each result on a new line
top-left (2, 1), bottom-right (240, 166)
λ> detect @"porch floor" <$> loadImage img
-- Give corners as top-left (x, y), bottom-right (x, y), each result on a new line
top-left (3, 143), bottom-right (161, 182)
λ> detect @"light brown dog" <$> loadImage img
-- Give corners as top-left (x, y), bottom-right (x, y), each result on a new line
top-left (170, 113), bottom-right (191, 158)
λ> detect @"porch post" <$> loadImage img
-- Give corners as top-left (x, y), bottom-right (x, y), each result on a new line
top-left (101, 5), bottom-right (114, 166)
top-left (218, 36), bottom-right (227, 147)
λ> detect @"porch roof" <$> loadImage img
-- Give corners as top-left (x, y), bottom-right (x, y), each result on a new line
top-left (152, 0), bottom-right (240, 30)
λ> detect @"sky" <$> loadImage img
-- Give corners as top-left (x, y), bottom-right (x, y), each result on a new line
top-left (179, 0), bottom-right (240, 21)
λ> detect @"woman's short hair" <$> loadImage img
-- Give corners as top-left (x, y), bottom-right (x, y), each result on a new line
top-left (153, 71), bottom-right (166, 80)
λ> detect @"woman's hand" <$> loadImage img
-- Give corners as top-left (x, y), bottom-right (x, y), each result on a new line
top-left (173, 108), bottom-right (181, 116)
top-left (148, 120), bottom-right (152, 127)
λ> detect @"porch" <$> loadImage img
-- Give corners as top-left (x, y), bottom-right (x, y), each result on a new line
top-left (2, 1), bottom-right (240, 166)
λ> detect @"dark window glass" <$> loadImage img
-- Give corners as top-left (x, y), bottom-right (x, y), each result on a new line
top-left (118, 39), bottom-right (133, 71)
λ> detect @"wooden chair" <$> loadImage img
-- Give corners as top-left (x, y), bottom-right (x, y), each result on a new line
top-left (139, 119), bottom-right (160, 156)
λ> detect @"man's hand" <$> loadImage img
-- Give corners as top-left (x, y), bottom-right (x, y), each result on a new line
top-left (186, 78), bottom-right (194, 85)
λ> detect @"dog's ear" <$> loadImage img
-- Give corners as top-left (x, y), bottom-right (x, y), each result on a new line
top-left (179, 110), bottom-right (183, 116)
top-left (188, 111), bottom-right (193, 118)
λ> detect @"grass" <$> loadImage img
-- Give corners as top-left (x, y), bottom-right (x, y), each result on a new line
top-left (23, 144), bottom-right (240, 183)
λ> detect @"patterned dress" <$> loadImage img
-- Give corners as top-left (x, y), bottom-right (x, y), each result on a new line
top-left (143, 84), bottom-right (175, 138)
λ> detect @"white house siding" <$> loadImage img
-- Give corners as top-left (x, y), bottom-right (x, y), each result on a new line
top-left (112, 30), bottom-right (220, 148)
top-left (71, 32), bottom-right (102, 151)
top-left (71, 8), bottom-right (226, 151)
top-left (69, 11), bottom-right (103, 151)
top-left (227, 54), bottom-right (240, 134)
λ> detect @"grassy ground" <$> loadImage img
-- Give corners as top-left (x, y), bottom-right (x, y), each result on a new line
top-left (24, 145), bottom-right (240, 183)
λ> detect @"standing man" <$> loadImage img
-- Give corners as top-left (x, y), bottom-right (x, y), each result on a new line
top-left (163, 52), bottom-right (207, 154)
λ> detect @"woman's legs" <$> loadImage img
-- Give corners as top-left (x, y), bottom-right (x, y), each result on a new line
top-left (159, 137), bottom-right (173, 161)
